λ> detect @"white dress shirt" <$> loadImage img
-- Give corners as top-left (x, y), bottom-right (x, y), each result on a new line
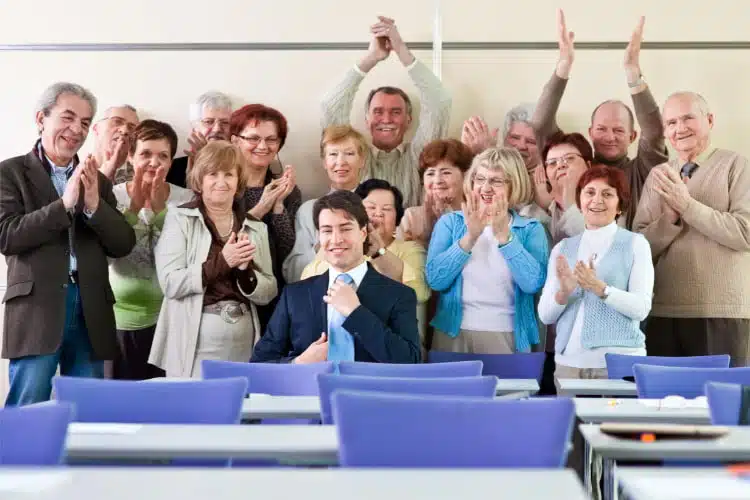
top-left (327, 260), bottom-right (369, 327)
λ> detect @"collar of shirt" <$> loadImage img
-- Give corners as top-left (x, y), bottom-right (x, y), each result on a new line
top-left (371, 142), bottom-right (406, 157)
top-left (328, 260), bottom-right (369, 289)
top-left (46, 155), bottom-right (75, 174)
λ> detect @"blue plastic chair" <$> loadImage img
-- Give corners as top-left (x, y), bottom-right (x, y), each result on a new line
top-left (337, 360), bottom-right (483, 378)
top-left (605, 354), bottom-right (730, 380)
top-left (202, 360), bottom-right (334, 396)
top-left (317, 374), bottom-right (497, 424)
top-left (428, 351), bottom-right (545, 380)
top-left (53, 376), bottom-right (247, 466)
top-left (332, 391), bottom-right (575, 467)
top-left (633, 365), bottom-right (750, 399)
top-left (0, 402), bottom-right (74, 466)
top-left (706, 382), bottom-right (747, 425)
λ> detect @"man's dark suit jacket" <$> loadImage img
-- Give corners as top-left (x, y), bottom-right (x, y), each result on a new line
top-left (165, 156), bottom-right (188, 188)
top-left (251, 264), bottom-right (421, 363)
top-left (0, 151), bottom-right (136, 360)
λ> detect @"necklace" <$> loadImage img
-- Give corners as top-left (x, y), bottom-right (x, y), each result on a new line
top-left (217, 213), bottom-right (235, 239)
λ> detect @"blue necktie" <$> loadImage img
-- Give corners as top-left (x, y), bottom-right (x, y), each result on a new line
top-left (680, 162), bottom-right (699, 180)
top-left (327, 273), bottom-right (356, 362)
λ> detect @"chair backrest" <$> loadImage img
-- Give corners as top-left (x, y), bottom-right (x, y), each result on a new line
top-left (201, 360), bottom-right (334, 396)
top-left (633, 365), bottom-right (750, 399)
top-left (53, 376), bottom-right (247, 424)
top-left (0, 402), bottom-right (74, 465)
top-left (337, 360), bottom-right (483, 378)
top-left (317, 374), bottom-right (498, 424)
top-left (706, 382), bottom-right (748, 425)
top-left (332, 391), bottom-right (575, 467)
top-left (428, 351), bottom-right (545, 380)
top-left (605, 354), bottom-right (731, 379)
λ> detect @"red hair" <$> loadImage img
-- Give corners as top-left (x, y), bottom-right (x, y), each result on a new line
top-left (575, 164), bottom-right (631, 213)
top-left (230, 104), bottom-right (289, 149)
top-left (542, 132), bottom-right (594, 164)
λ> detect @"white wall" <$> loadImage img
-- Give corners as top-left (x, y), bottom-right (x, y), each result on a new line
top-left (0, 0), bottom-right (748, 402)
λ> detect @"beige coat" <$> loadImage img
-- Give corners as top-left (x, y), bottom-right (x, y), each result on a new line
top-left (149, 205), bottom-right (277, 377)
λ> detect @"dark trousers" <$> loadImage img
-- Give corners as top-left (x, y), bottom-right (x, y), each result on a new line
top-left (112, 324), bottom-right (165, 380)
top-left (646, 317), bottom-right (750, 367)
top-left (5, 283), bottom-right (103, 407)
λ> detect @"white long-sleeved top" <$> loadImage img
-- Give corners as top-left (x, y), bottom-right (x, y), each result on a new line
top-left (537, 222), bottom-right (654, 368)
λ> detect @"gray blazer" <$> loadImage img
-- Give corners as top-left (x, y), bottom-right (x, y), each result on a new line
top-left (0, 151), bottom-right (136, 359)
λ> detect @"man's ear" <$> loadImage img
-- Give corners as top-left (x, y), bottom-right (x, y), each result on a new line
top-left (35, 111), bottom-right (45, 134)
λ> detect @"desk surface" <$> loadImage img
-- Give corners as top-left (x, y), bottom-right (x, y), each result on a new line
top-left (557, 378), bottom-right (637, 397)
top-left (0, 468), bottom-right (588, 500)
top-left (579, 424), bottom-right (750, 462)
top-left (65, 423), bottom-right (338, 463)
top-left (574, 398), bottom-right (710, 425)
top-left (617, 467), bottom-right (750, 500)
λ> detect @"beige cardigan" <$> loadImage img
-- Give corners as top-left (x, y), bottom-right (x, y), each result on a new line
top-left (149, 206), bottom-right (277, 377)
top-left (633, 148), bottom-right (750, 318)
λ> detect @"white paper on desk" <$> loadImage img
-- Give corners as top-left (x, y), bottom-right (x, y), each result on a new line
top-left (0, 472), bottom-right (70, 493)
top-left (68, 422), bottom-right (143, 434)
top-left (638, 396), bottom-right (709, 409)
top-left (639, 477), bottom-right (750, 499)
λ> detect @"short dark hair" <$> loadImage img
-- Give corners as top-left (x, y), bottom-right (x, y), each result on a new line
top-left (230, 103), bottom-right (289, 149)
top-left (130, 119), bottom-right (179, 159)
top-left (575, 164), bottom-right (632, 215)
top-left (542, 132), bottom-right (594, 165)
top-left (365, 86), bottom-right (413, 116)
top-left (419, 138), bottom-right (474, 178)
top-left (313, 190), bottom-right (369, 231)
top-left (354, 179), bottom-right (406, 226)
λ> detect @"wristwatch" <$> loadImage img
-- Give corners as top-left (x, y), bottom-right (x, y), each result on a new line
top-left (628, 74), bottom-right (646, 88)
top-left (371, 247), bottom-right (386, 260)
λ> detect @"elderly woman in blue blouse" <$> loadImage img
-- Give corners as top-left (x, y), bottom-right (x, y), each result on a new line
top-left (538, 165), bottom-right (654, 380)
top-left (426, 147), bottom-right (549, 354)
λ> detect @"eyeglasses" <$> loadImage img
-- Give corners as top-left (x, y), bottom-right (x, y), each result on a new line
top-left (545, 153), bottom-right (583, 168)
top-left (474, 176), bottom-right (509, 188)
top-left (235, 134), bottom-right (281, 148)
top-left (200, 118), bottom-right (231, 129)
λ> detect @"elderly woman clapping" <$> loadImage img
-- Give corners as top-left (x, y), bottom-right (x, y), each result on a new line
top-left (150, 141), bottom-right (277, 378)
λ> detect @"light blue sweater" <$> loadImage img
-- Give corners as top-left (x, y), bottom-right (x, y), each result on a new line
top-left (555, 228), bottom-right (645, 353)
top-left (426, 210), bottom-right (549, 352)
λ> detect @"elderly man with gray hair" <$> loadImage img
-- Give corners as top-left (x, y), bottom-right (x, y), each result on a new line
top-left (0, 82), bottom-right (136, 406)
top-left (165, 91), bottom-right (233, 188)
top-left (93, 104), bottom-right (140, 184)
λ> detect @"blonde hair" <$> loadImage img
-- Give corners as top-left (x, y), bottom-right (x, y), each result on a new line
top-left (320, 125), bottom-right (368, 159)
top-left (187, 140), bottom-right (249, 199)
top-left (464, 147), bottom-right (533, 208)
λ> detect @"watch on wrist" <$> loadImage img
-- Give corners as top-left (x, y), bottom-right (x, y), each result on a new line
top-left (371, 247), bottom-right (386, 260)
top-left (628, 75), bottom-right (646, 88)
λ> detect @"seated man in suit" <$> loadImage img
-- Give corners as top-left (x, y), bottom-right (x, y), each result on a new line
top-left (251, 190), bottom-right (421, 364)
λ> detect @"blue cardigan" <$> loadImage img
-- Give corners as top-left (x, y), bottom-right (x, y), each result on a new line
top-left (426, 210), bottom-right (549, 352)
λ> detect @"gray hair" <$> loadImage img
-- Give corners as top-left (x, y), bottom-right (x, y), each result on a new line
top-left (503, 102), bottom-right (536, 138)
top-left (36, 82), bottom-right (98, 118)
top-left (665, 91), bottom-right (711, 116)
top-left (99, 104), bottom-right (139, 121)
top-left (189, 91), bottom-right (232, 123)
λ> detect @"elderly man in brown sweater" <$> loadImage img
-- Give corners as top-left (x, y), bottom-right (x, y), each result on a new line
top-left (633, 92), bottom-right (750, 366)
top-left (532, 11), bottom-right (667, 230)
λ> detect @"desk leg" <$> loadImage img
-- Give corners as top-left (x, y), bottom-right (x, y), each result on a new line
top-left (602, 457), bottom-right (617, 500)
top-left (583, 441), bottom-right (591, 493)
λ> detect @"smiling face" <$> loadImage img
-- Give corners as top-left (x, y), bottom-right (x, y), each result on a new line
top-left (36, 93), bottom-right (93, 166)
top-left (471, 166), bottom-right (510, 207)
top-left (318, 208), bottom-right (367, 272)
top-left (365, 91), bottom-right (412, 152)
top-left (504, 121), bottom-right (540, 169)
top-left (129, 138), bottom-right (172, 183)
top-left (196, 106), bottom-right (232, 142)
top-left (544, 143), bottom-right (589, 193)
top-left (323, 138), bottom-right (364, 191)
top-left (233, 120), bottom-right (280, 170)
top-left (424, 160), bottom-right (464, 202)
top-left (662, 93), bottom-right (714, 161)
top-left (200, 167), bottom-right (239, 208)
top-left (93, 106), bottom-right (139, 159)
top-left (588, 102), bottom-right (636, 162)
top-left (362, 188), bottom-right (397, 244)
top-left (579, 178), bottom-right (621, 228)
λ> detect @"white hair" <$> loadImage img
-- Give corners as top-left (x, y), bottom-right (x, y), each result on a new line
top-left (100, 104), bottom-right (138, 121)
top-left (503, 102), bottom-right (536, 138)
top-left (36, 82), bottom-right (97, 118)
top-left (189, 91), bottom-right (232, 123)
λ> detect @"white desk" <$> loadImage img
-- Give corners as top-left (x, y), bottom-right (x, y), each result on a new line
top-left (0, 468), bottom-right (589, 500)
top-left (65, 423), bottom-right (338, 464)
top-left (574, 398), bottom-right (711, 425)
top-left (617, 467), bottom-right (750, 500)
top-left (580, 424), bottom-right (750, 500)
top-left (557, 379), bottom-right (637, 397)
top-left (495, 378), bottom-right (539, 397)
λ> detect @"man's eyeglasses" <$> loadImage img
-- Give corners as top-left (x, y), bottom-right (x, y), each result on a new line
top-left (200, 118), bottom-right (231, 129)
top-left (545, 153), bottom-right (583, 168)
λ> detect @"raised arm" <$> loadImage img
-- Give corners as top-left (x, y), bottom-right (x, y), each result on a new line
top-left (624, 16), bottom-right (668, 174)
top-left (531, 9), bottom-right (574, 143)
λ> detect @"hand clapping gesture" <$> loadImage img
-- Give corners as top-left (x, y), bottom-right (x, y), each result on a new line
top-left (554, 255), bottom-right (578, 304)
top-left (461, 116), bottom-right (498, 155)
top-left (574, 257), bottom-right (607, 298)
top-left (221, 232), bottom-right (256, 269)
top-left (490, 191), bottom-right (511, 244)
top-left (81, 155), bottom-right (100, 214)
top-left (459, 192), bottom-right (489, 252)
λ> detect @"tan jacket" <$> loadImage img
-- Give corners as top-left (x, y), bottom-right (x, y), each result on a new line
top-left (149, 205), bottom-right (277, 377)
